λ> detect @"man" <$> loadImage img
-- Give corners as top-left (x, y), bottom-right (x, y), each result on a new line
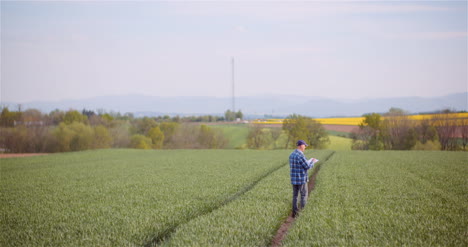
top-left (289, 140), bottom-right (317, 218)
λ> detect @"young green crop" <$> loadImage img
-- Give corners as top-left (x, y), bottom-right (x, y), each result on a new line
top-left (1, 149), bottom-right (289, 246)
top-left (4, 149), bottom-right (463, 246)
top-left (162, 150), bottom-right (333, 246)
top-left (283, 151), bottom-right (468, 246)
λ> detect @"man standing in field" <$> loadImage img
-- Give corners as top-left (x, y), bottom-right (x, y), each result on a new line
top-left (289, 140), bottom-right (317, 218)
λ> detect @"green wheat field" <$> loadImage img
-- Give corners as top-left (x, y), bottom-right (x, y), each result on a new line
top-left (1, 149), bottom-right (466, 246)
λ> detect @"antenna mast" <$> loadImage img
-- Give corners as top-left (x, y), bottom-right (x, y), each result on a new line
top-left (231, 57), bottom-right (235, 113)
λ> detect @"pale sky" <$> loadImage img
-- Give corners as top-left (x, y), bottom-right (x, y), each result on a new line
top-left (1, 0), bottom-right (467, 103)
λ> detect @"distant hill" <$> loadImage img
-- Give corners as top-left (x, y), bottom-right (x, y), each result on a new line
top-left (2, 92), bottom-right (467, 118)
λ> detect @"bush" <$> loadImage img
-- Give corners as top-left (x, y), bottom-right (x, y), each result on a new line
top-left (53, 122), bottom-right (94, 152)
top-left (412, 140), bottom-right (442, 151)
top-left (130, 134), bottom-right (152, 149)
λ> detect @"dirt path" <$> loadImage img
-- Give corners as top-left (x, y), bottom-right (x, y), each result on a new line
top-left (0, 153), bottom-right (49, 158)
top-left (271, 152), bottom-right (334, 247)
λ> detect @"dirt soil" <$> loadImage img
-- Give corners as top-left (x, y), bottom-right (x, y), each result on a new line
top-left (322, 124), bottom-right (358, 133)
top-left (0, 153), bottom-right (49, 158)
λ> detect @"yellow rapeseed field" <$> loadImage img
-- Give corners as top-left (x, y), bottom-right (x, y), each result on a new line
top-left (252, 113), bottom-right (468, 126)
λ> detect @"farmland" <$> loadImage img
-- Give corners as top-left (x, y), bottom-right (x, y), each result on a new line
top-left (1, 149), bottom-right (291, 246)
top-left (1, 149), bottom-right (466, 246)
top-left (162, 150), bottom-right (334, 246)
top-left (283, 151), bottom-right (468, 246)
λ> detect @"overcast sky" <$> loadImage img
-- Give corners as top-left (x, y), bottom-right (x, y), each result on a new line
top-left (1, 1), bottom-right (467, 103)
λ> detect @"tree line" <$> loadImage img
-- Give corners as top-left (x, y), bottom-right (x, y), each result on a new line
top-left (351, 108), bottom-right (468, 151)
top-left (0, 107), bottom-right (231, 153)
top-left (0, 107), bottom-right (331, 153)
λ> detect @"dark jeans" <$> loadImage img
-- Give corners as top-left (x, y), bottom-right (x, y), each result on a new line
top-left (292, 183), bottom-right (308, 215)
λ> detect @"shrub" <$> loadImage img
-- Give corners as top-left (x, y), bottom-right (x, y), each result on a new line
top-left (130, 134), bottom-right (152, 149)
top-left (412, 140), bottom-right (442, 151)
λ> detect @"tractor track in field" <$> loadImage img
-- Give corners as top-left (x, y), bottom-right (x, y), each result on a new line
top-left (145, 161), bottom-right (288, 247)
top-left (271, 151), bottom-right (335, 247)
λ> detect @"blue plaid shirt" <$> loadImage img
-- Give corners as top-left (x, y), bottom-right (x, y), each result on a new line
top-left (289, 149), bottom-right (313, 185)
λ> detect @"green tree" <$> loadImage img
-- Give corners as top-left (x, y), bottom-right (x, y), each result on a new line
top-left (148, 126), bottom-right (164, 149)
top-left (386, 107), bottom-right (408, 116)
top-left (0, 107), bottom-right (21, 127)
top-left (93, 125), bottom-right (113, 149)
top-left (53, 122), bottom-right (93, 152)
top-left (352, 113), bottom-right (384, 150)
top-left (224, 110), bottom-right (236, 121)
top-left (361, 113), bottom-right (382, 130)
top-left (304, 119), bottom-right (330, 149)
top-left (235, 110), bottom-right (243, 120)
top-left (68, 122), bottom-right (93, 151)
top-left (48, 109), bottom-right (65, 125)
top-left (160, 122), bottom-right (179, 146)
top-left (53, 123), bottom-right (74, 152)
top-left (198, 125), bottom-right (227, 149)
top-left (282, 114), bottom-right (329, 149)
top-left (63, 110), bottom-right (88, 124)
top-left (131, 117), bottom-right (158, 135)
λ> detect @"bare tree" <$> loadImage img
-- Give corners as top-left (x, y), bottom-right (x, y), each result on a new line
top-left (460, 118), bottom-right (468, 150)
top-left (381, 111), bottom-right (416, 150)
top-left (350, 126), bottom-right (374, 150)
top-left (432, 113), bottom-right (459, 150)
top-left (247, 124), bottom-right (270, 149)
top-left (415, 118), bottom-right (438, 144)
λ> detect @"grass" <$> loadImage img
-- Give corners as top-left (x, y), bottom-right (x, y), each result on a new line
top-left (210, 124), bottom-right (249, 149)
top-left (283, 151), bottom-right (468, 246)
top-left (326, 130), bottom-right (351, 138)
top-left (327, 135), bottom-right (352, 151)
